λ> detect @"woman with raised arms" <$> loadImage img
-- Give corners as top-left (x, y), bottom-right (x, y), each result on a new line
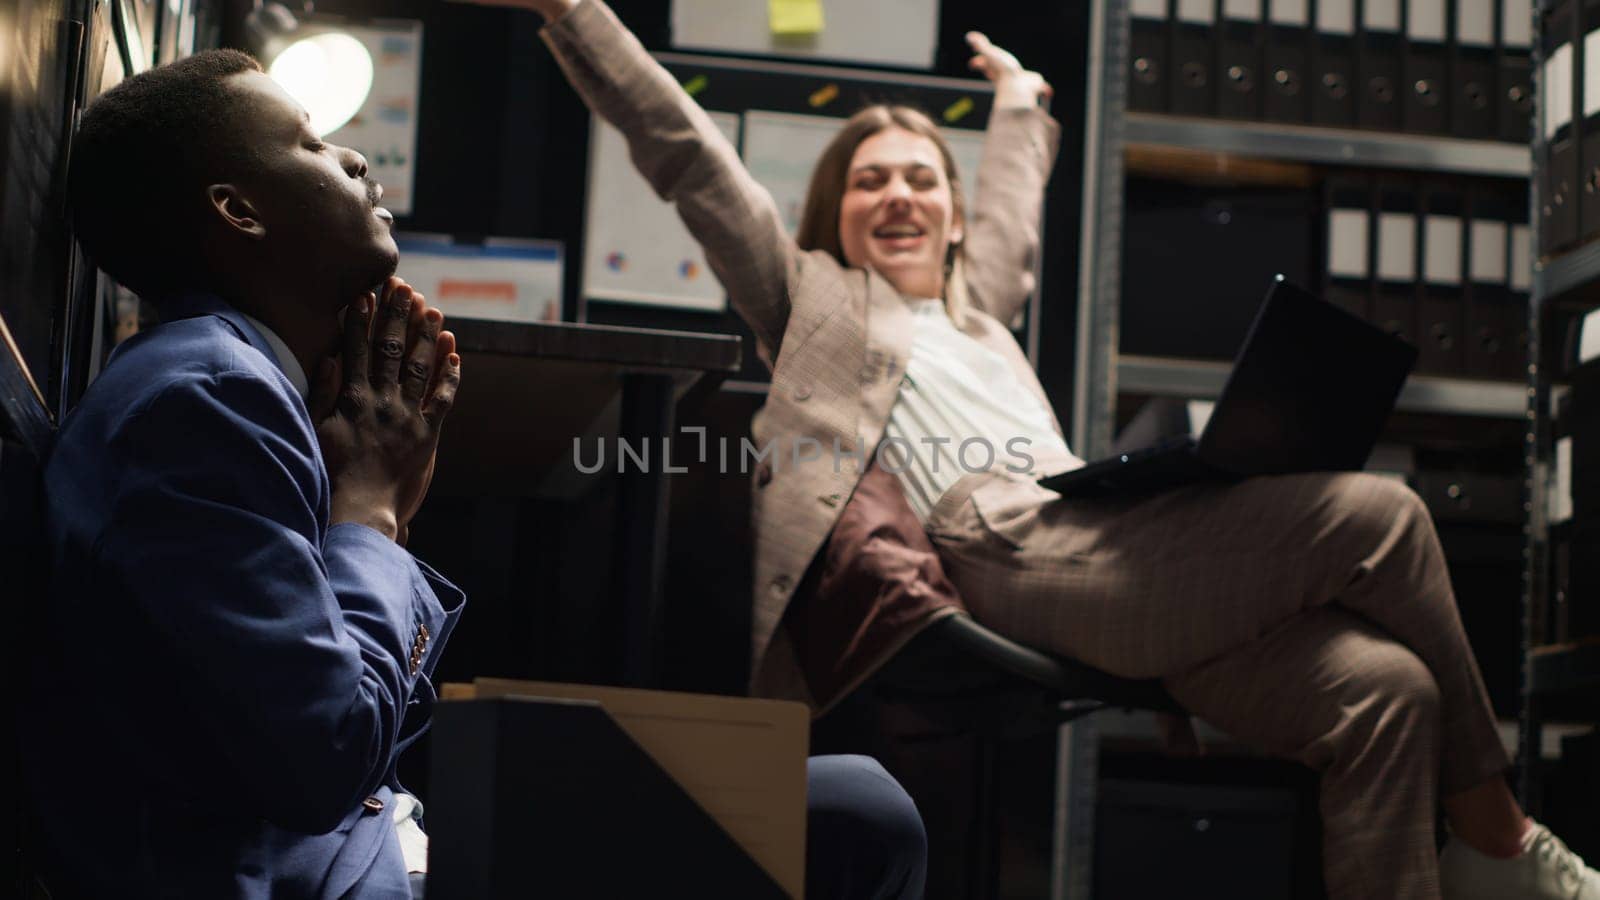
top-left (476, 2), bottom-right (1596, 897)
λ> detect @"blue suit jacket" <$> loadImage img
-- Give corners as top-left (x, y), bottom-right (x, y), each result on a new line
top-left (23, 294), bottom-right (464, 898)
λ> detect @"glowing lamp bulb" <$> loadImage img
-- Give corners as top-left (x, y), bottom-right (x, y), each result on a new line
top-left (267, 32), bottom-right (373, 137)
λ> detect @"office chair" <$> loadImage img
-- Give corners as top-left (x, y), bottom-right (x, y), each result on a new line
top-left (791, 458), bottom-right (1184, 900)
top-left (811, 611), bottom-right (1183, 900)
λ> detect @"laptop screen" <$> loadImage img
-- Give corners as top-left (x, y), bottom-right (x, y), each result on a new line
top-left (1197, 277), bottom-right (1418, 475)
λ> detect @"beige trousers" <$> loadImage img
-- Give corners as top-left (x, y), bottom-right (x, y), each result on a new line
top-left (925, 471), bottom-right (1513, 900)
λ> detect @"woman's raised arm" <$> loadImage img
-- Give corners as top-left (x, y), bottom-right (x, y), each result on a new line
top-left (471, 0), bottom-right (809, 361)
top-left (959, 32), bottom-right (1060, 327)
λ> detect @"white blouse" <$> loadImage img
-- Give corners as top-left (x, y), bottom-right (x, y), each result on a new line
top-left (882, 298), bottom-right (1077, 521)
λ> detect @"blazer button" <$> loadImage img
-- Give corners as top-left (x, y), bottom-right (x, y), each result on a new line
top-left (793, 383), bottom-right (813, 402)
top-left (363, 796), bottom-right (385, 814)
top-left (770, 575), bottom-right (791, 595)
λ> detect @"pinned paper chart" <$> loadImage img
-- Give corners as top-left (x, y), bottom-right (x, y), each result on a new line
top-left (395, 234), bottom-right (563, 324)
top-left (673, 0), bottom-right (938, 69)
top-left (581, 111), bottom-right (741, 311)
top-left (323, 20), bottom-right (423, 216)
top-left (740, 109), bottom-right (985, 236)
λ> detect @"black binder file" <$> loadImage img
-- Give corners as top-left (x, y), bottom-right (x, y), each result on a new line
top-left (1541, 0), bottom-right (1579, 254)
top-left (1453, 0), bottom-right (1500, 139)
top-left (1325, 175), bottom-right (1374, 322)
top-left (1219, 0), bottom-right (1266, 119)
top-left (1374, 181), bottom-right (1420, 347)
top-left (1266, 0), bottom-right (1312, 121)
top-left (1312, 0), bottom-right (1360, 125)
top-left (1498, 0), bottom-right (1535, 141)
top-left (1172, 0), bottom-right (1218, 115)
top-left (1403, 0), bottom-right (1451, 131)
top-left (1358, 0), bottom-right (1405, 129)
top-left (1418, 184), bottom-right (1466, 374)
top-left (1579, 0), bottom-right (1600, 241)
top-left (1464, 186), bottom-right (1512, 379)
top-left (1131, 0), bottom-right (1171, 112)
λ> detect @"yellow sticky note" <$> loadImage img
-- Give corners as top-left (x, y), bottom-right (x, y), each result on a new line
top-left (943, 97), bottom-right (975, 124)
top-left (770, 0), bottom-right (824, 36)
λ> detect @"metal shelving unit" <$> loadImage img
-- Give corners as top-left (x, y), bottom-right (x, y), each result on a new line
top-left (1118, 355), bottom-right (1531, 419)
top-left (1536, 237), bottom-right (1600, 303)
top-left (1065, 2), bottom-right (1539, 896)
top-left (1529, 642), bottom-right (1600, 702)
top-left (1126, 112), bottom-right (1532, 177)
top-left (1088, 120), bottom-right (1535, 425)
top-left (1518, 0), bottom-right (1600, 805)
top-left (1055, 0), bottom-right (1124, 893)
top-left (1521, 218), bottom-right (1600, 806)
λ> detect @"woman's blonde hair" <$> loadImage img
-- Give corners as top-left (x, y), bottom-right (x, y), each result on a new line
top-left (794, 104), bottom-right (971, 325)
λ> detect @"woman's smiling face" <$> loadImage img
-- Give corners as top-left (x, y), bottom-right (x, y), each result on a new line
top-left (836, 126), bottom-right (963, 299)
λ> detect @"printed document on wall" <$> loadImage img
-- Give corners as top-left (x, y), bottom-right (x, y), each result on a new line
top-left (672, 0), bottom-right (938, 69)
top-left (582, 111), bottom-right (742, 312)
top-left (324, 20), bottom-right (424, 216)
top-left (395, 234), bottom-right (563, 325)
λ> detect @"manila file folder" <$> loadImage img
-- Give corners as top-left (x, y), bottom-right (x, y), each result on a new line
top-left (441, 678), bottom-right (809, 896)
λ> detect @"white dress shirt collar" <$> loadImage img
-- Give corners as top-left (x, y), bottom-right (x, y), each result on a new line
top-left (238, 313), bottom-right (310, 401)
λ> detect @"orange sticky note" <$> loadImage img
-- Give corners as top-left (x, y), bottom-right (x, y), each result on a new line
top-left (770, 0), bottom-right (824, 36)
top-left (808, 83), bottom-right (840, 107)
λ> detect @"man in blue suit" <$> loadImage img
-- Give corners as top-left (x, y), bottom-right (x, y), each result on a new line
top-left (23, 46), bottom-right (929, 900)
top-left (23, 50), bottom-right (465, 897)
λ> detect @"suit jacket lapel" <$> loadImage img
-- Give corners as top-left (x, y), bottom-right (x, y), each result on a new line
top-left (858, 270), bottom-right (916, 455)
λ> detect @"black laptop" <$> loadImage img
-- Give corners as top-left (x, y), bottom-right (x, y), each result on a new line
top-left (1038, 276), bottom-right (1418, 499)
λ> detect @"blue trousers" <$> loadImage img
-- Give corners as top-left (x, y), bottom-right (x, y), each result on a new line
top-left (805, 755), bottom-right (927, 900)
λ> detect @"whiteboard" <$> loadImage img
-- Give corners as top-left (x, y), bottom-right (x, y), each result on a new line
top-left (741, 110), bottom-right (986, 237)
top-left (582, 111), bottom-right (742, 312)
top-left (672, 0), bottom-right (938, 70)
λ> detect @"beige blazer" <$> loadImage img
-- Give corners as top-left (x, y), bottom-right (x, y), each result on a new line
top-left (544, 0), bottom-right (1065, 700)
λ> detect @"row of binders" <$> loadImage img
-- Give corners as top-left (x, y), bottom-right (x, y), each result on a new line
top-left (1553, 342), bottom-right (1600, 639)
top-left (1324, 174), bottom-right (1531, 379)
top-left (1129, 0), bottom-right (1534, 141)
top-left (1536, 0), bottom-right (1600, 255)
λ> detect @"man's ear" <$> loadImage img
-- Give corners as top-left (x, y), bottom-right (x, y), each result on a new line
top-left (206, 184), bottom-right (266, 239)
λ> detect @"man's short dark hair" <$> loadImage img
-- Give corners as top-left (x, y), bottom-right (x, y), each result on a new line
top-left (69, 49), bottom-right (262, 299)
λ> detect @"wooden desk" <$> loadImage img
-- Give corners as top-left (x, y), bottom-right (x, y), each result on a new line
top-left (434, 317), bottom-right (742, 687)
